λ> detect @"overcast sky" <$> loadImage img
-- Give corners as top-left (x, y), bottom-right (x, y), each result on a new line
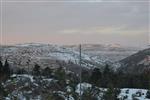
top-left (0, 0), bottom-right (149, 47)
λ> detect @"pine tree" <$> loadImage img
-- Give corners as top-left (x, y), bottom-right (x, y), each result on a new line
top-left (102, 84), bottom-right (120, 100)
top-left (82, 88), bottom-right (97, 100)
top-left (42, 67), bottom-right (52, 77)
top-left (33, 64), bottom-right (41, 76)
top-left (54, 67), bottom-right (66, 88)
top-left (46, 93), bottom-right (64, 100)
top-left (0, 60), bottom-right (3, 73)
top-left (0, 60), bottom-right (3, 82)
top-left (90, 68), bottom-right (102, 86)
top-left (55, 67), bottom-right (66, 81)
top-left (3, 59), bottom-right (10, 75)
top-left (103, 64), bottom-right (111, 77)
top-left (146, 90), bottom-right (150, 99)
top-left (81, 69), bottom-right (90, 83)
top-left (102, 64), bottom-right (113, 87)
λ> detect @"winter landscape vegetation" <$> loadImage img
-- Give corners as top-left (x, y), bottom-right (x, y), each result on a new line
top-left (0, 0), bottom-right (149, 99)
top-left (0, 43), bottom-right (150, 100)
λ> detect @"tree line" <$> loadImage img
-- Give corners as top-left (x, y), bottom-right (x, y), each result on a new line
top-left (1, 59), bottom-right (150, 89)
top-left (0, 60), bottom-right (12, 82)
top-left (82, 64), bottom-right (150, 89)
top-left (0, 59), bottom-right (150, 99)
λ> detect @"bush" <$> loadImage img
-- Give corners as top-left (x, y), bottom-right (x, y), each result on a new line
top-left (146, 90), bottom-right (150, 99)
top-left (102, 84), bottom-right (120, 100)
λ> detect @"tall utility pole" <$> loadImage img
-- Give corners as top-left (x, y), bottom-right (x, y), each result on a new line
top-left (79, 44), bottom-right (82, 100)
top-left (27, 59), bottom-right (30, 76)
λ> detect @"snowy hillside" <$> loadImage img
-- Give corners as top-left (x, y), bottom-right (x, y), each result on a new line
top-left (0, 43), bottom-right (106, 70)
top-left (0, 43), bottom-right (140, 70)
top-left (65, 44), bottom-right (141, 62)
top-left (119, 48), bottom-right (150, 74)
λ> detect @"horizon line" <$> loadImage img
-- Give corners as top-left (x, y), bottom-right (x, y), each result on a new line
top-left (0, 42), bottom-right (149, 48)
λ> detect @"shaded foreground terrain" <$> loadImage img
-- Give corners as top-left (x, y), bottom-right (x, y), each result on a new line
top-left (0, 59), bottom-right (150, 100)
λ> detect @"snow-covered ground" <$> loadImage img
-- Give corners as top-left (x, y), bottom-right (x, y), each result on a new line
top-left (1, 74), bottom-right (150, 100)
top-left (119, 88), bottom-right (148, 100)
top-left (76, 83), bottom-right (150, 100)
top-left (0, 43), bottom-right (140, 71)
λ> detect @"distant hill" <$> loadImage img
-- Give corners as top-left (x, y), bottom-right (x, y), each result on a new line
top-left (0, 43), bottom-right (140, 72)
top-left (119, 48), bottom-right (150, 74)
top-left (65, 44), bottom-right (140, 62)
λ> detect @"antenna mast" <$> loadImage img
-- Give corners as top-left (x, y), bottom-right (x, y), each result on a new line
top-left (79, 44), bottom-right (82, 100)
